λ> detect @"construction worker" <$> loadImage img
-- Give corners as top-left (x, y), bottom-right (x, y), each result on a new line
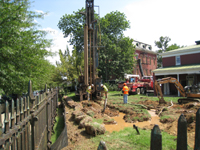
top-left (122, 83), bottom-right (129, 104)
top-left (101, 84), bottom-right (108, 112)
top-left (86, 84), bottom-right (94, 101)
top-left (101, 84), bottom-right (108, 99)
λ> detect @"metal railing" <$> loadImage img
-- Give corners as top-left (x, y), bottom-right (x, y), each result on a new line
top-left (0, 80), bottom-right (58, 150)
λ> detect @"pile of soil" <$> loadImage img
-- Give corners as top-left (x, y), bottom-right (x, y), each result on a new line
top-left (62, 97), bottom-right (119, 150)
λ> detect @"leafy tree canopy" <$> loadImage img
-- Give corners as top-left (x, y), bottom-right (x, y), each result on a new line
top-left (56, 47), bottom-right (84, 84)
top-left (58, 9), bottom-right (135, 81)
top-left (0, 0), bottom-right (54, 95)
top-left (155, 36), bottom-right (184, 68)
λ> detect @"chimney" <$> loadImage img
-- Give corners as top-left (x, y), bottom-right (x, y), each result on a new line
top-left (195, 40), bottom-right (200, 45)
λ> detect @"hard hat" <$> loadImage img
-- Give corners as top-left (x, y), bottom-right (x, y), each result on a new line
top-left (91, 84), bottom-right (94, 86)
top-left (124, 83), bottom-right (127, 86)
top-left (101, 84), bottom-right (103, 87)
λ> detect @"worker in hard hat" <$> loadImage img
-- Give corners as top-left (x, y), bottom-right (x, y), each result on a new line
top-left (122, 83), bottom-right (129, 104)
top-left (86, 84), bottom-right (94, 101)
top-left (101, 84), bottom-right (108, 112)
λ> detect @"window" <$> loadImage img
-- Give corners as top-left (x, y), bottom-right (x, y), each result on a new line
top-left (140, 55), bottom-right (143, 63)
top-left (149, 57), bottom-right (151, 65)
top-left (146, 56), bottom-right (148, 64)
top-left (136, 54), bottom-right (139, 60)
top-left (150, 69), bottom-right (152, 75)
top-left (176, 56), bottom-right (181, 65)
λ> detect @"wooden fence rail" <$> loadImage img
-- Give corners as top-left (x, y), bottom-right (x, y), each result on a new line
top-left (151, 108), bottom-right (200, 150)
top-left (0, 80), bottom-right (58, 150)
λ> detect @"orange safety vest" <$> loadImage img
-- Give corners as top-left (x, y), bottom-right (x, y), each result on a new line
top-left (123, 86), bottom-right (129, 94)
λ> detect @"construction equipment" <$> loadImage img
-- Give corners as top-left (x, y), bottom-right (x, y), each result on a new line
top-left (154, 77), bottom-right (200, 104)
top-left (118, 58), bottom-right (154, 95)
top-left (75, 0), bottom-right (102, 101)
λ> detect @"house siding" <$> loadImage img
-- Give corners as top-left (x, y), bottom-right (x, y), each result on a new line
top-left (181, 53), bottom-right (200, 65)
top-left (162, 56), bottom-right (175, 67)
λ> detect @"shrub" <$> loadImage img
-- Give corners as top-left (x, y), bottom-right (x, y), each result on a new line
top-left (104, 82), bottom-right (118, 91)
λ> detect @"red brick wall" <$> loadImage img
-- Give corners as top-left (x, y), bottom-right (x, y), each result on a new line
top-left (134, 50), bottom-right (157, 77)
top-left (162, 56), bottom-right (175, 67)
top-left (181, 53), bottom-right (200, 65)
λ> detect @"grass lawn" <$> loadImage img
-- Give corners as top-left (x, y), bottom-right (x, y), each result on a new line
top-left (106, 91), bottom-right (181, 104)
top-left (74, 127), bottom-right (179, 150)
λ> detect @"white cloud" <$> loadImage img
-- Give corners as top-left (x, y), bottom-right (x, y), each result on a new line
top-left (35, 9), bottom-right (45, 14)
top-left (44, 28), bottom-right (73, 66)
top-left (123, 0), bottom-right (200, 51)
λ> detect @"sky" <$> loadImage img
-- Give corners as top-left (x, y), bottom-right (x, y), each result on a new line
top-left (31, 0), bottom-right (200, 65)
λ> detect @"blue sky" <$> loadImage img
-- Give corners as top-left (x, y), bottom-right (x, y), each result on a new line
top-left (31, 0), bottom-right (200, 65)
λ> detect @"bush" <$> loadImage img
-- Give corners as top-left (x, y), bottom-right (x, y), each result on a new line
top-left (104, 83), bottom-right (118, 91)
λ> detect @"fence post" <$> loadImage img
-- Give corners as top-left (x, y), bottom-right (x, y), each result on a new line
top-left (150, 124), bottom-right (162, 150)
top-left (177, 114), bottom-right (187, 150)
top-left (0, 104), bottom-right (2, 137)
top-left (195, 108), bottom-right (200, 150)
top-left (28, 80), bottom-right (35, 150)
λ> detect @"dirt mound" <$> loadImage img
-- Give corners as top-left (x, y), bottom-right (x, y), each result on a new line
top-left (137, 100), bottom-right (159, 109)
top-left (104, 108), bottom-right (119, 117)
top-left (85, 122), bottom-right (105, 136)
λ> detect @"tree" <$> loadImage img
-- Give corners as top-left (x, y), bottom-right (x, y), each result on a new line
top-left (0, 0), bottom-right (53, 95)
top-left (58, 8), bottom-right (86, 53)
top-left (99, 35), bottom-right (135, 81)
top-left (58, 9), bottom-right (135, 81)
top-left (56, 46), bottom-right (84, 84)
top-left (155, 36), bottom-right (184, 68)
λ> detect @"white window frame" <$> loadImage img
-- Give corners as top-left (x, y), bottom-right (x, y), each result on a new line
top-left (176, 56), bottom-right (181, 66)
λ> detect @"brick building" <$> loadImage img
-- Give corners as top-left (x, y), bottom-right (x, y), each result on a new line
top-left (133, 41), bottom-right (157, 77)
top-left (152, 41), bottom-right (200, 96)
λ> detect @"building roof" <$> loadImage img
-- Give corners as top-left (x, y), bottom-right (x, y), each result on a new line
top-left (133, 40), bottom-right (157, 55)
top-left (135, 47), bottom-right (157, 55)
top-left (152, 64), bottom-right (200, 76)
top-left (160, 44), bottom-right (200, 58)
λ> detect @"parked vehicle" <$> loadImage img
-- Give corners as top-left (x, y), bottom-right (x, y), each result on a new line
top-left (118, 74), bottom-right (154, 94)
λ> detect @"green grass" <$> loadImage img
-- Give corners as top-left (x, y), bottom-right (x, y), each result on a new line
top-left (51, 107), bottom-right (65, 144)
top-left (75, 127), bottom-right (180, 150)
top-left (107, 91), bottom-right (181, 104)
top-left (160, 115), bottom-right (174, 120)
top-left (92, 118), bottom-right (104, 124)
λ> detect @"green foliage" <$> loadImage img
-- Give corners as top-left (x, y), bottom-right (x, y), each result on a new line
top-left (155, 36), bottom-right (184, 68)
top-left (58, 9), bottom-right (136, 81)
top-left (104, 82), bottom-right (118, 91)
top-left (58, 8), bottom-right (86, 53)
top-left (99, 35), bottom-right (135, 81)
top-left (56, 46), bottom-right (84, 84)
top-left (0, 0), bottom-right (54, 94)
top-left (51, 107), bottom-right (65, 144)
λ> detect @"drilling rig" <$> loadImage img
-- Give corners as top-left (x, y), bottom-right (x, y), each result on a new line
top-left (75, 0), bottom-right (102, 101)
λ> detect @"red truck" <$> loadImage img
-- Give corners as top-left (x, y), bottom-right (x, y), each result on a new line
top-left (118, 74), bottom-right (154, 95)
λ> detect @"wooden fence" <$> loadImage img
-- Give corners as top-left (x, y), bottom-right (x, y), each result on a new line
top-left (151, 108), bottom-right (200, 150)
top-left (0, 80), bottom-right (59, 150)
